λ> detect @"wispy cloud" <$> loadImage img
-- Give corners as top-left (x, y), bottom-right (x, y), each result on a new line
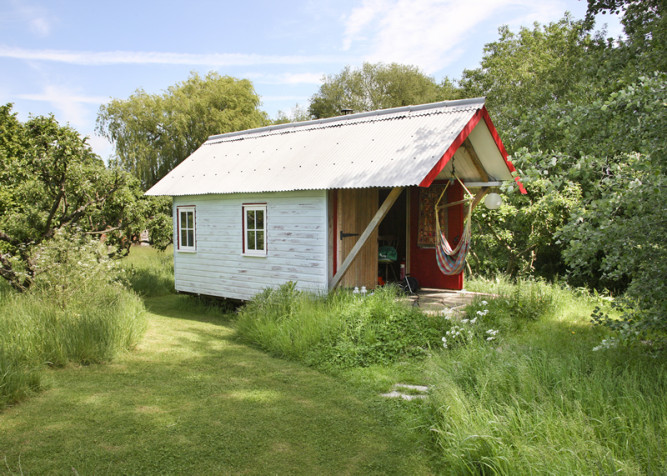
top-left (248, 72), bottom-right (324, 85)
top-left (17, 85), bottom-right (109, 128)
top-left (10, 0), bottom-right (54, 37)
top-left (261, 95), bottom-right (310, 102)
top-left (341, 0), bottom-right (570, 73)
top-left (0, 46), bottom-right (348, 66)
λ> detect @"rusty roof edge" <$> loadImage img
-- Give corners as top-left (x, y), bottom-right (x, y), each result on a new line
top-left (206, 97), bottom-right (486, 142)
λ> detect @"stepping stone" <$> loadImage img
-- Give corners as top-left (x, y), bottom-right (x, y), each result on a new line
top-left (380, 383), bottom-right (429, 400)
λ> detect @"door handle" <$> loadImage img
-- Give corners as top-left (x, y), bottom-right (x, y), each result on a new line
top-left (340, 231), bottom-right (360, 240)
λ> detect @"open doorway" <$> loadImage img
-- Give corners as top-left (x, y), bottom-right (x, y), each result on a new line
top-left (378, 188), bottom-right (407, 284)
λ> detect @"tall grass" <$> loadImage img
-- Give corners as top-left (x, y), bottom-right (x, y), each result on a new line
top-left (428, 279), bottom-right (666, 474)
top-left (0, 237), bottom-right (147, 409)
top-left (120, 245), bottom-right (174, 297)
top-left (236, 283), bottom-right (448, 369)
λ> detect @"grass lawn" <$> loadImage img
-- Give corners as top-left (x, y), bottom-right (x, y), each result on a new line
top-left (0, 295), bottom-right (434, 475)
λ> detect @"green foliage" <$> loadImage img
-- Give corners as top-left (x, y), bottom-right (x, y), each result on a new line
top-left (0, 232), bottom-right (146, 409)
top-left (308, 62), bottom-right (446, 119)
top-left (236, 283), bottom-right (447, 369)
top-left (97, 71), bottom-right (267, 189)
top-left (0, 104), bottom-right (170, 291)
top-left (428, 280), bottom-right (665, 474)
top-left (119, 245), bottom-right (175, 297)
top-left (271, 103), bottom-right (312, 124)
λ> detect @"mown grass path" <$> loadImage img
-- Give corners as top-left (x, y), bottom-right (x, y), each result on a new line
top-left (0, 295), bottom-right (432, 475)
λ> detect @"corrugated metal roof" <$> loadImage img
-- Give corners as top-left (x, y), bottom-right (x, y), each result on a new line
top-left (146, 98), bottom-right (504, 196)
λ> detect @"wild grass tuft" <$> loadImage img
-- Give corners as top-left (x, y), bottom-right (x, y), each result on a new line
top-left (236, 283), bottom-right (448, 369)
top-left (428, 279), bottom-right (666, 474)
top-left (120, 245), bottom-right (175, 297)
top-left (0, 236), bottom-right (147, 409)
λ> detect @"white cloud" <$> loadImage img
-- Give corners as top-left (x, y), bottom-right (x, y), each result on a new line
top-left (248, 72), bottom-right (324, 85)
top-left (87, 134), bottom-right (114, 161)
top-left (17, 85), bottom-right (109, 129)
top-left (10, 0), bottom-right (53, 37)
top-left (340, 0), bottom-right (573, 73)
top-left (342, 0), bottom-right (390, 50)
top-left (261, 95), bottom-right (310, 102)
top-left (0, 46), bottom-right (347, 66)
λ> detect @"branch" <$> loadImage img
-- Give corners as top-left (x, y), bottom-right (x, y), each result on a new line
top-left (85, 226), bottom-right (121, 235)
top-left (0, 253), bottom-right (29, 292)
top-left (59, 183), bottom-right (120, 227)
top-left (0, 230), bottom-right (20, 246)
top-left (43, 184), bottom-right (66, 239)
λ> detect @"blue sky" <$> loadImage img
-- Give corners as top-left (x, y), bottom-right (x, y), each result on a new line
top-left (0, 0), bottom-right (622, 159)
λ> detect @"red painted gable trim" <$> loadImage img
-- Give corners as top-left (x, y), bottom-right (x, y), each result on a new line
top-left (479, 107), bottom-right (527, 194)
top-left (418, 106), bottom-right (527, 194)
top-left (419, 108), bottom-right (484, 188)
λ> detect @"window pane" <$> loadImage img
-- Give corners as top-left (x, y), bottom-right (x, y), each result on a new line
top-left (181, 211), bottom-right (187, 228)
top-left (256, 210), bottom-right (264, 230)
top-left (256, 231), bottom-right (264, 250)
top-left (187, 212), bottom-right (193, 229)
top-left (247, 210), bottom-right (255, 228)
top-left (187, 230), bottom-right (194, 247)
top-left (247, 230), bottom-right (255, 250)
top-left (181, 229), bottom-right (188, 247)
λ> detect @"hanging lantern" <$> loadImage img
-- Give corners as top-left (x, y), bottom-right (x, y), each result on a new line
top-left (484, 192), bottom-right (502, 210)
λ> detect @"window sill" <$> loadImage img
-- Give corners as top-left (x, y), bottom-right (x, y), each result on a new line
top-left (242, 252), bottom-right (267, 257)
top-left (177, 248), bottom-right (197, 253)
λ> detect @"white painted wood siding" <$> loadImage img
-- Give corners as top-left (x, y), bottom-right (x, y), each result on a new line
top-left (172, 190), bottom-right (328, 300)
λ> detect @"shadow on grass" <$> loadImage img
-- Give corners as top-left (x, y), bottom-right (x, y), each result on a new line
top-left (143, 294), bottom-right (236, 326)
top-left (0, 298), bottom-right (435, 475)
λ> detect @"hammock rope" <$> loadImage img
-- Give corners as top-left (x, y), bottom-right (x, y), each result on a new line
top-left (434, 176), bottom-right (474, 276)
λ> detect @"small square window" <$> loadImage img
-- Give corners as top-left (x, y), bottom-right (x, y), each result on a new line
top-left (243, 204), bottom-right (267, 256)
top-left (177, 206), bottom-right (196, 252)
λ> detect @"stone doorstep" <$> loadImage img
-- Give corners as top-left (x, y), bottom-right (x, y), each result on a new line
top-left (380, 383), bottom-right (429, 401)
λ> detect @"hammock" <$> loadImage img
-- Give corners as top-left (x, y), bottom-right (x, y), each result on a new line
top-left (434, 177), bottom-right (474, 276)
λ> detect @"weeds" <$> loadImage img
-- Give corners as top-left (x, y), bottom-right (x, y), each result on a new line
top-left (428, 279), bottom-right (666, 474)
top-left (0, 236), bottom-right (147, 409)
top-left (236, 283), bottom-right (448, 369)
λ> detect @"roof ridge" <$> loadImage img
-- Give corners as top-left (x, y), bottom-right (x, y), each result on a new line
top-left (206, 97), bottom-right (486, 144)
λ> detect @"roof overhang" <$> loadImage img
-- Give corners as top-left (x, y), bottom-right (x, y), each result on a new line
top-left (146, 99), bottom-right (526, 196)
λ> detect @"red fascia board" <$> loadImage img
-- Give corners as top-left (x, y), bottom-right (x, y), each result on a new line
top-left (480, 107), bottom-right (527, 194)
top-left (419, 106), bottom-right (527, 195)
top-left (419, 108), bottom-right (483, 188)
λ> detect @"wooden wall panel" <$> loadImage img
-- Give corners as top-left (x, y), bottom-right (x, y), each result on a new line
top-left (337, 188), bottom-right (379, 289)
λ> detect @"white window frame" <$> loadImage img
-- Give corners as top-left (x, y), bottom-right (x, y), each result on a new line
top-left (243, 204), bottom-right (267, 256)
top-left (177, 206), bottom-right (196, 252)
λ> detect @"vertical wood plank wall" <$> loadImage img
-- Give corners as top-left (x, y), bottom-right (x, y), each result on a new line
top-left (336, 188), bottom-right (379, 289)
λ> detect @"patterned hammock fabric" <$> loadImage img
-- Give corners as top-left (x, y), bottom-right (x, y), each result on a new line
top-left (435, 220), bottom-right (471, 275)
top-left (434, 177), bottom-right (474, 276)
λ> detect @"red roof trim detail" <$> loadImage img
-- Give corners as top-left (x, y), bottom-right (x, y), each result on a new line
top-left (480, 107), bottom-right (527, 194)
top-left (419, 108), bottom-right (484, 188)
top-left (419, 106), bottom-right (527, 194)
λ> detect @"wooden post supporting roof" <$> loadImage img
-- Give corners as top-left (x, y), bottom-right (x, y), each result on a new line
top-left (329, 186), bottom-right (403, 291)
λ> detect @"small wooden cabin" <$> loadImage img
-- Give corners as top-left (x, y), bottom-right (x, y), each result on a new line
top-left (146, 98), bottom-right (525, 301)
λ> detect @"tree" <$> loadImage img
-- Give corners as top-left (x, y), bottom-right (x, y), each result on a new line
top-left (0, 104), bottom-right (165, 291)
top-left (97, 72), bottom-right (267, 189)
top-left (272, 104), bottom-right (312, 124)
top-left (457, 8), bottom-right (665, 347)
top-left (308, 62), bottom-right (446, 119)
